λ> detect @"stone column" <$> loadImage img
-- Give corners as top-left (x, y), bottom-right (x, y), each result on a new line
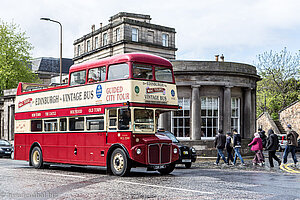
top-left (251, 90), bottom-right (256, 134)
top-left (191, 85), bottom-right (201, 140)
top-left (158, 112), bottom-right (170, 130)
top-left (243, 88), bottom-right (252, 139)
top-left (223, 86), bottom-right (232, 134)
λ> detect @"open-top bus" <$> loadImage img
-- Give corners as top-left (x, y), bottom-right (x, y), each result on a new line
top-left (14, 53), bottom-right (179, 176)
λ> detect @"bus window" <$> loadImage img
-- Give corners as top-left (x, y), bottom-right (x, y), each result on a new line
top-left (59, 118), bottom-right (67, 131)
top-left (69, 117), bottom-right (84, 131)
top-left (88, 66), bottom-right (106, 83)
top-left (108, 109), bottom-right (117, 130)
top-left (86, 116), bottom-right (104, 130)
top-left (44, 119), bottom-right (58, 132)
top-left (70, 70), bottom-right (86, 86)
top-left (118, 109), bottom-right (131, 130)
top-left (31, 120), bottom-right (42, 132)
top-left (107, 63), bottom-right (129, 80)
top-left (132, 64), bottom-right (153, 79)
top-left (155, 67), bottom-right (173, 82)
top-left (134, 109), bottom-right (154, 132)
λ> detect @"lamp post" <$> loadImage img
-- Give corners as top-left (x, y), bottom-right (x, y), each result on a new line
top-left (40, 18), bottom-right (63, 84)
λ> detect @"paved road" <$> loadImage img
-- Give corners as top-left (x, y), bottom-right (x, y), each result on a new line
top-left (0, 157), bottom-right (300, 200)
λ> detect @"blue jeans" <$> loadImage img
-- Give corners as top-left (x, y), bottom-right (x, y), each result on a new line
top-left (283, 145), bottom-right (298, 164)
top-left (216, 148), bottom-right (228, 164)
top-left (233, 147), bottom-right (244, 164)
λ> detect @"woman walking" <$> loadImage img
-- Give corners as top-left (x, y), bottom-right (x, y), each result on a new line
top-left (232, 129), bottom-right (245, 166)
top-left (248, 132), bottom-right (265, 166)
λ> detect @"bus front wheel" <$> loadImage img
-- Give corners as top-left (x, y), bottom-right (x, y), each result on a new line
top-left (30, 146), bottom-right (44, 169)
top-left (110, 148), bottom-right (131, 176)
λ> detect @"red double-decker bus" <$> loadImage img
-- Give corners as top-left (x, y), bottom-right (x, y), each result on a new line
top-left (14, 53), bottom-right (179, 176)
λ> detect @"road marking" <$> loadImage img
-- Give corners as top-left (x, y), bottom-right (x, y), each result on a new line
top-left (36, 172), bottom-right (86, 179)
top-left (115, 180), bottom-right (213, 194)
top-left (280, 164), bottom-right (300, 174)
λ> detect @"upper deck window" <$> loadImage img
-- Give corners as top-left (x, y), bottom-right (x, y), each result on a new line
top-left (88, 66), bottom-right (106, 83)
top-left (70, 70), bottom-right (86, 86)
top-left (107, 63), bottom-right (129, 80)
top-left (155, 67), bottom-right (173, 83)
top-left (132, 64), bottom-right (153, 80)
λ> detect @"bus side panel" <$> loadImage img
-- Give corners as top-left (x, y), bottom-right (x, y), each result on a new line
top-left (14, 134), bottom-right (27, 160)
top-left (68, 133), bottom-right (86, 163)
top-left (43, 133), bottom-right (68, 162)
top-left (85, 132), bottom-right (106, 165)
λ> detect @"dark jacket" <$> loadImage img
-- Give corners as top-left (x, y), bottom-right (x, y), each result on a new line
top-left (233, 133), bottom-right (242, 147)
top-left (214, 133), bottom-right (226, 149)
top-left (225, 136), bottom-right (233, 150)
top-left (258, 130), bottom-right (267, 148)
top-left (266, 131), bottom-right (279, 151)
top-left (287, 130), bottom-right (299, 147)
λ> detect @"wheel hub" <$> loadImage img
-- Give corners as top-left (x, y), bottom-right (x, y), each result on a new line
top-left (113, 153), bottom-right (124, 171)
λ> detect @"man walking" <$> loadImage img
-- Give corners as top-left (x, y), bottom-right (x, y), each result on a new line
top-left (283, 124), bottom-right (299, 167)
top-left (266, 129), bottom-right (281, 167)
top-left (258, 128), bottom-right (267, 149)
top-left (225, 132), bottom-right (234, 164)
top-left (232, 129), bottom-right (245, 166)
top-left (214, 129), bottom-right (228, 165)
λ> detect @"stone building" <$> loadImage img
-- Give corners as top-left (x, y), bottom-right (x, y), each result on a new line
top-left (0, 57), bottom-right (73, 141)
top-left (73, 12), bottom-right (177, 64)
top-left (160, 59), bottom-right (260, 140)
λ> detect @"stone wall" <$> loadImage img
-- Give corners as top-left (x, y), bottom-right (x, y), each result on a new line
top-left (256, 112), bottom-right (281, 135)
top-left (279, 101), bottom-right (300, 134)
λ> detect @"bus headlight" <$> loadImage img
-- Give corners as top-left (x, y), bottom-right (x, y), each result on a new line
top-left (136, 148), bottom-right (142, 155)
top-left (173, 148), bottom-right (178, 154)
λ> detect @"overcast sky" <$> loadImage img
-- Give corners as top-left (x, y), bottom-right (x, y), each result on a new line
top-left (1, 0), bottom-right (300, 65)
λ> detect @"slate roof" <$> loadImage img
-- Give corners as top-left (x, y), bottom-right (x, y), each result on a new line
top-left (30, 57), bottom-right (73, 73)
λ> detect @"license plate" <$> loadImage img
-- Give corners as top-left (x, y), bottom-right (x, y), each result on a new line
top-left (182, 159), bottom-right (191, 163)
top-left (5, 152), bottom-right (11, 154)
top-left (153, 165), bottom-right (166, 169)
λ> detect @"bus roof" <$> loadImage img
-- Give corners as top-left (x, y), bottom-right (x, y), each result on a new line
top-left (69, 53), bottom-right (172, 73)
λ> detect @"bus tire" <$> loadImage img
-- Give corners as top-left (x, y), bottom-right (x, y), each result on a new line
top-left (30, 146), bottom-right (44, 169)
top-left (158, 163), bottom-right (175, 175)
top-left (110, 148), bottom-right (131, 176)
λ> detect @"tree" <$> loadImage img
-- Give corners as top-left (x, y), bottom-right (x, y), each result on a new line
top-left (0, 20), bottom-right (39, 95)
top-left (256, 47), bottom-right (300, 119)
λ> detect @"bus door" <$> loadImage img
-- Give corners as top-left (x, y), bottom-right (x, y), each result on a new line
top-left (106, 108), bottom-right (132, 145)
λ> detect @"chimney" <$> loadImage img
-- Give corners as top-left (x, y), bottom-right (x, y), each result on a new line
top-left (220, 54), bottom-right (224, 62)
top-left (100, 23), bottom-right (103, 29)
top-left (215, 55), bottom-right (219, 62)
top-left (91, 24), bottom-right (95, 32)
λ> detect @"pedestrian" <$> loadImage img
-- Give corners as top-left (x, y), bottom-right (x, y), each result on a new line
top-left (266, 129), bottom-right (281, 167)
top-left (258, 128), bottom-right (267, 149)
top-left (225, 132), bottom-right (234, 164)
top-left (282, 124), bottom-right (299, 167)
top-left (248, 132), bottom-right (265, 166)
top-left (214, 129), bottom-right (228, 165)
top-left (232, 129), bottom-right (245, 166)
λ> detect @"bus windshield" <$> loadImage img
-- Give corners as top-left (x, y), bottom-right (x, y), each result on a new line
top-left (133, 109), bottom-right (154, 132)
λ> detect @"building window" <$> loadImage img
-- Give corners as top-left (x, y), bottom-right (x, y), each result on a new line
top-left (115, 28), bottom-right (120, 42)
top-left (77, 45), bottom-right (80, 56)
top-left (171, 98), bottom-right (190, 138)
top-left (132, 28), bottom-right (138, 42)
top-left (231, 97), bottom-right (240, 133)
top-left (103, 33), bottom-right (108, 46)
top-left (201, 97), bottom-right (219, 138)
top-left (95, 37), bottom-right (99, 48)
top-left (162, 34), bottom-right (169, 47)
top-left (87, 40), bottom-right (91, 52)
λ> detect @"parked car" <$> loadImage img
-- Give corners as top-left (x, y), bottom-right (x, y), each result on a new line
top-left (0, 139), bottom-right (13, 158)
top-left (277, 134), bottom-right (287, 151)
top-left (157, 130), bottom-right (196, 168)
